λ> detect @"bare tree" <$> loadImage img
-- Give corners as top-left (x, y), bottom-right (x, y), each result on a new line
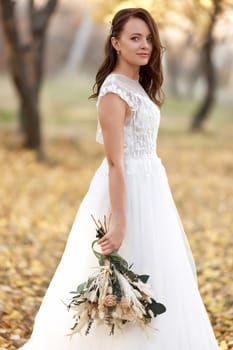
top-left (0, 0), bottom-right (58, 158)
top-left (190, 0), bottom-right (222, 131)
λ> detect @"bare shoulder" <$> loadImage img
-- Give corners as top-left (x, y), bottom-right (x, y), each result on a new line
top-left (98, 93), bottom-right (128, 125)
top-left (98, 92), bottom-right (127, 112)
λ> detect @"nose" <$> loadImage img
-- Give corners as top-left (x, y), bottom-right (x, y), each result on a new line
top-left (141, 38), bottom-right (150, 49)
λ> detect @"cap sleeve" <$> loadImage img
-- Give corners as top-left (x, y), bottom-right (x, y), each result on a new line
top-left (95, 74), bottom-right (138, 144)
top-left (96, 75), bottom-right (138, 112)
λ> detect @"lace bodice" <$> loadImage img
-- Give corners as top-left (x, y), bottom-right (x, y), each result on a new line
top-left (96, 73), bottom-right (160, 158)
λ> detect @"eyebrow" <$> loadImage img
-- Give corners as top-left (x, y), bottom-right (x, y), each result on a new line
top-left (130, 33), bottom-right (152, 36)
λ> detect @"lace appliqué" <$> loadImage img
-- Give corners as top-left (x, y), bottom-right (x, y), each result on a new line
top-left (95, 74), bottom-right (160, 159)
top-left (97, 82), bottom-right (139, 112)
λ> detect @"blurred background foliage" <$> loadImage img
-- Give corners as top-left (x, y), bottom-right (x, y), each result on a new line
top-left (0, 0), bottom-right (232, 156)
top-left (0, 0), bottom-right (233, 157)
top-left (0, 0), bottom-right (232, 349)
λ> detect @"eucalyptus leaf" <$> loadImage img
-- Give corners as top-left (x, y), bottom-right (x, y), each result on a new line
top-left (86, 277), bottom-right (95, 288)
top-left (125, 269), bottom-right (138, 282)
top-left (99, 255), bottom-right (105, 266)
top-left (137, 274), bottom-right (150, 283)
top-left (149, 299), bottom-right (166, 315)
top-left (112, 275), bottom-right (122, 302)
top-left (110, 252), bottom-right (128, 269)
top-left (76, 282), bottom-right (87, 294)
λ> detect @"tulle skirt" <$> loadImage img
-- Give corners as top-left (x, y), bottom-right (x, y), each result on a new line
top-left (19, 155), bottom-right (220, 349)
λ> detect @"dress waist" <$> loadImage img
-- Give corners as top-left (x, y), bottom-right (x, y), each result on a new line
top-left (124, 152), bottom-right (159, 160)
top-left (98, 154), bottom-right (163, 177)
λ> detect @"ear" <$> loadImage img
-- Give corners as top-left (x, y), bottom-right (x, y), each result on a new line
top-left (111, 37), bottom-right (120, 52)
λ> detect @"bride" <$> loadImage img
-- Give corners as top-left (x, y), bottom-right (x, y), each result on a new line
top-left (19, 7), bottom-right (220, 350)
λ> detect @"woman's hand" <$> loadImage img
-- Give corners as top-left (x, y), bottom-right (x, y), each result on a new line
top-left (97, 223), bottom-right (126, 255)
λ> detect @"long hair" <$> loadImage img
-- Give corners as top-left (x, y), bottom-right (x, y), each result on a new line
top-left (90, 8), bottom-right (165, 106)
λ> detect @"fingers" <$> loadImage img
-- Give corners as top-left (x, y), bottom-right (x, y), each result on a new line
top-left (100, 242), bottom-right (111, 255)
top-left (100, 243), bottom-right (110, 249)
top-left (97, 234), bottom-right (118, 255)
top-left (101, 245), bottom-right (115, 255)
top-left (99, 241), bottom-right (113, 250)
top-left (98, 236), bottom-right (108, 244)
top-left (98, 235), bottom-right (112, 246)
top-left (98, 240), bottom-right (114, 255)
top-left (102, 248), bottom-right (112, 256)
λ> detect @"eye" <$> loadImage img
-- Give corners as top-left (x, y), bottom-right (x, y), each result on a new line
top-left (131, 36), bottom-right (139, 41)
top-left (147, 37), bottom-right (153, 42)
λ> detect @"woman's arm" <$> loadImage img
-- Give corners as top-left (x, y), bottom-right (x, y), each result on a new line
top-left (97, 93), bottom-right (128, 255)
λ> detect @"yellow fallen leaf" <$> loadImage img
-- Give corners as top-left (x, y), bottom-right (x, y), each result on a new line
top-left (220, 340), bottom-right (229, 350)
top-left (8, 310), bottom-right (21, 320)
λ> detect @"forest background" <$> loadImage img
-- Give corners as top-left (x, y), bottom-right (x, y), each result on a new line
top-left (0, 0), bottom-right (232, 349)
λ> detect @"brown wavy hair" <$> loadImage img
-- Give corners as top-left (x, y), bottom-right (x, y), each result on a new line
top-left (89, 8), bottom-right (165, 106)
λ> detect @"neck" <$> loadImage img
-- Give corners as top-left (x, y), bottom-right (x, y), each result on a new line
top-left (112, 62), bottom-right (140, 80)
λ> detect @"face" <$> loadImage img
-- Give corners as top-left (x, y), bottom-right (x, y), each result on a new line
top-left (111, 17), bottom-right (153, 68)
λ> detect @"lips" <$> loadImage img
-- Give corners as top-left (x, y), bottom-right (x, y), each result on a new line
top-left (137, 53), bottom-right (150, 57)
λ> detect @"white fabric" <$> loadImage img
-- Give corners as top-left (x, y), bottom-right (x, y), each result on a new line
top-left (19, 73), bottom-right (220, 349)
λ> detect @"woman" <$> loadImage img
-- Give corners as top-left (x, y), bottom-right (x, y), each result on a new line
top-left (19, 8), bottom-right (220, 350)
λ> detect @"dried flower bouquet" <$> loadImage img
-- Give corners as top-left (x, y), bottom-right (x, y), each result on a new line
top-left (65, 214), bottom-right (166, 336)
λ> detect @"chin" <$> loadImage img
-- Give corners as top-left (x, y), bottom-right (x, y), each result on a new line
top-left (137, 58), bottom-right (150, 66)
top-left (140, 62), bottom-right (149, 66)
top-left (139, 60), bottom-right (150, 66)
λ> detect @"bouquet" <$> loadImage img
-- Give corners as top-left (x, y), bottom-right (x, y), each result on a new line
top-left (65, 214), bottom-right (166, 337)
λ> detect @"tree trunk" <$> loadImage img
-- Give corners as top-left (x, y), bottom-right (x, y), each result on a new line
top-left (0, 0), bottom-right (57, 159)
top-left (190, 0), bottom-right (221, 131)
top-left (64, 16), bottom-right (93, 71)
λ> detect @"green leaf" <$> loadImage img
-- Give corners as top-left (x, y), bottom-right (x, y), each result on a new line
top-left (76, 281), bottom-right (87, 294)
top-left (109, 252), bottom-right (129, 269)
top-left (149, 299), bottom-right (166, 315)
top-left (86, 277), bottom-right (95, 289)
top-left (99, 255), bottom-right (106, 266)
top-left (125, 269), bottom-right (138, 282)
top-left (137, 274), bottom-right (150, 283)
top-left (112, 275), bottom-right (122, 302)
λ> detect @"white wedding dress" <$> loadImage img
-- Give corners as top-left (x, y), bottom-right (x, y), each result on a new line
top-left (19, 73), bottom-right (220, 349)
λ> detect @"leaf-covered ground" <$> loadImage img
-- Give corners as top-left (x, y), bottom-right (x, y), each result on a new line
top-left (0, 126), bottom-right (232, 349)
